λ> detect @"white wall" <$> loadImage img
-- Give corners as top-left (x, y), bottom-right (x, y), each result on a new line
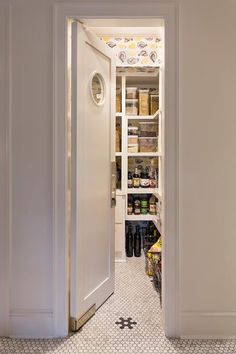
top-left (1, 0), bottom-right (236, 338)
top-left (179, 0), bottom-right (236, 338)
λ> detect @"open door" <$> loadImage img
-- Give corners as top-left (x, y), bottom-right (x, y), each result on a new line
top-left (70, 21), bottom-right (116, 331)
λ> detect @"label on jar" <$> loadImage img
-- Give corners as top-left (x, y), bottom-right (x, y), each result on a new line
top-left (141, 207), bottom-right (148, 215)
top-left (127, 206), bottom-right (133, 215)
top-left (149, 178), bottom-right (156, 188)
top-left (140, 178), bottom-right (150, 188)
top-left (149, 204), bottom-right (156, 215)
top-left (128, 179), bottom-right (133, 188)
top-left (133, 178), bottom-right (140, 188)
top-left (140, 200), bottom-right (148, 207)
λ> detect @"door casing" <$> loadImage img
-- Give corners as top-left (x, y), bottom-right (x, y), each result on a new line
top-left (53, 2), bottom-right (179, 338)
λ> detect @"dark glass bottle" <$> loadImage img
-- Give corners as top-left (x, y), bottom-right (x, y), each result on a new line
top-left (128, 171), bottom-right (133, 188)
top-left (126, 225), bottom-right (133, 257)
top-left (134, 225), bottom-right (141, 257)
top-left (127, 195), bottom-right (134, 215)
top-left (134, 197), bottom-right (141, 215)
top-left (133, 167), bottom-right (140, 188)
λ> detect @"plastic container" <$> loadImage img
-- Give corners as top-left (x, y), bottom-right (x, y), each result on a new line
top-left (128, 135), bottom-right (138, 145)
top-left (139, 121), bottom-right (158, 137)
top-left (128, 126), bottom-right (139, 136)
top-left (128, 144), bottom-right (139, 153)
top-left (139, 89), bottom-right (149, 116)
top-left (139, 137), bottom-right (158, 152)
top-left (126, 99), bottom-right (138, 115)
top-left (150, 93), bottom-right (159, 115)
top-left (116, 88), bottom-right (121, 113)
top-left (126, 87), bottom-right (138, 99)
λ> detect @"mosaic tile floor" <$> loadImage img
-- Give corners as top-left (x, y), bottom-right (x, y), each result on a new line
top-left (1, 256), bottom-right (236, 353)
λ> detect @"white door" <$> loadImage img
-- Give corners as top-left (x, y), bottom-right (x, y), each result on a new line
top-left (70, 21), bottom-right (116, 330)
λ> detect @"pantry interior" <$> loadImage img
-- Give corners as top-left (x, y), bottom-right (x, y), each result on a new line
top-left (67, 18), bottom-right (165, 328)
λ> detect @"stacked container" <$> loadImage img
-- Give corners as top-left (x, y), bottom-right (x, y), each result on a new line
top-left (126, 87), bottom-right (138, 115)
top-left (139, 121), bottom-right (158, 152)
top-left (139, 89), bottom-right (149, 116)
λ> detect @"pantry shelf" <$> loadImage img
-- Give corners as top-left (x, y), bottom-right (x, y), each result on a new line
top-left (126, 214), bottom-right (155, 221)
top-left (116, 113), bottom-right (122, 117)
top-left (127, 188), bottom-right (160, 195)
top-left (115, 152), bottom-right (122, 157)
top-left (127, 152), bottom-right (161, 157)
top-left (125, 110), bottom-right (159, 120)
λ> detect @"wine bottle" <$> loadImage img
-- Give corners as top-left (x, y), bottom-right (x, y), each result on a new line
top-left (134, 225), bottom-right (141, 257)
top-left (126, 225), bottom-right (133, 257)
top-left (133, 167), bottom-right (140, 188)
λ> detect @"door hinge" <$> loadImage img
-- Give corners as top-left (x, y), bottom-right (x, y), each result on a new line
top-left (70, 304), bottom-right (96, 332)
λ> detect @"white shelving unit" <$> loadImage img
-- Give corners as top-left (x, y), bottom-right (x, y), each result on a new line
top-left (115, 66), bottom-right (163, 260)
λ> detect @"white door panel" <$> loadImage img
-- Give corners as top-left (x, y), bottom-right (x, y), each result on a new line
top-left (70, 21), bottom-right (115, 326)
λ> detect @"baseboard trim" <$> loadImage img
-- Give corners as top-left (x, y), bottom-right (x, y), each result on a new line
top-left (181, 311), bottom-right (236, 339)
top-left (9, 309), bottom-right (53, 338)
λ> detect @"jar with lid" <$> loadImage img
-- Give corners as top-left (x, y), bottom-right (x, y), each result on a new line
top-left (140, 196), bottom-right (148, 215)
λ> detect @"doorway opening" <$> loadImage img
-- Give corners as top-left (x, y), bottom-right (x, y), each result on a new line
top-left (66, 18), bottom-right (166, 334)
top-left (53, 3), bottom-right (178, 339)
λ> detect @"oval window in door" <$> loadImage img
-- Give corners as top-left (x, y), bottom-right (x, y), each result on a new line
top-left (90, 72), bottom-right (106, 106)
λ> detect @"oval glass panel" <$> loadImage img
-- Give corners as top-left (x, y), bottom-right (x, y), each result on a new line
top-left (90, 72), bottom-right (105, 106)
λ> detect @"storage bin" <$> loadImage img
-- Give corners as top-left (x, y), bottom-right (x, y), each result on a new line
top-left (139, 122), bottom-right (158, 137)
top-left (126, 99), bottom-right (138, 115)
top-left (126, 87), bottom-right (138, 99)
top-left (128, 126), bottom-right (139, 136)
top-left (150, 93), bottom-right (159, 115)
top-left (128, 143), bottom-right (139, 153)
top-left (116, 88), bottom-right (121, 112)
top-left (139, 137), bottom-right (158, 152)
top-left (139, 89), bottom-right (149, 116)
top-left (128, 135), bottom-right (138, 145)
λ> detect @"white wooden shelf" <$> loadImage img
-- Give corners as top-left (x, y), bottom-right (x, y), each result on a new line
top-left (126, 214), bottom-right (155, 221)
top-left (127, 152), bottom-right (161, 157)
top-left (116, 113), bottom-right (122, 117)
top-left (127, 188), bottom-right (160, 195)
top-left (115, 152), bottom-right (122, 157)
top-left (125, 110), bottom-right (159, 120)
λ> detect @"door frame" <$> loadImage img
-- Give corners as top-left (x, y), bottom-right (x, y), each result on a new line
top-left (53, 1), bottom-right (179, 338)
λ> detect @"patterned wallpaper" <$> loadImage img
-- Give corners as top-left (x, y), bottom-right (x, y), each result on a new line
top-left (100, 36), bottom-right (163, 67)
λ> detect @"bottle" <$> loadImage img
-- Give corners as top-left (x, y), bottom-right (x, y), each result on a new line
top-left (116, 163), bottom-right (121, 189)
top-left (140, 195), bottom-right (148, 215)
top-left (127, 195), bottom-right (133, 215)
top-left (149, 195), bottom-right (156, 215)
top-left (126, 225), bottom-right (133, 257)
top-left (132, 167), bottom-right (140, 188)
top-left (128, 171), bottom-right (133, 188)
top-left (134, 197), bottom-right (141, 215)
top-left (140, 169), bottom-right (150, 188)
top-left (149, 171), bottom-right (156, 188)
top-left (134, 225), bottom-right (141, 257)
top-left (149, 223), bottom-right (158, 244)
